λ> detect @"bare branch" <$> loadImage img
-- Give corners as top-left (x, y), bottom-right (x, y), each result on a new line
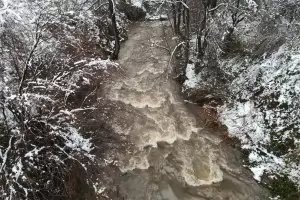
top-left (18, 32), bottom-right (41, 95)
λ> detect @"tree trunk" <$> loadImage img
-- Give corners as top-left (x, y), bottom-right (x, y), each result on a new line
top-left (172, 3), bottom-right (178, 34)
top-left (177, 2), bottom-right (182, 34)
top-left (182, 0), bottom-right (187, 24)
top-left (184, 8), bottom-right (190, 66)
top-left (108, 0), bottom-right (120, 60)
top-left (197, 4), bottom-right (207, 59)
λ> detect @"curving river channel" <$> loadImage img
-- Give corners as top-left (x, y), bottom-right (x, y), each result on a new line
top-left (106, 21), bottom-right (267, 200)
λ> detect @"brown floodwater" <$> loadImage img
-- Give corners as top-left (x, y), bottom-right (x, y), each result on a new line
top-left (105, 21), bottom-right (267, 200)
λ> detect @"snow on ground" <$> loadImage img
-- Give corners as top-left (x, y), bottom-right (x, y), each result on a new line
top-left (184, 63), bottom-right (201, 89)
top-left (132, 0), bottom-right (143, 8)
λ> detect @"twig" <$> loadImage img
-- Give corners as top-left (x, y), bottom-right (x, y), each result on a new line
top-left (164, 41), bottom-right (185, 79)
top-left (0, 136), bottom-right (13, 172)
top-left (55, 144), bottom-right (88, 171)
top-left (81, 87), bottom-right (98, 107)
top-left (18, 31), bottom-right (41, 95)
top-left (208, 3), bottom-right (227, 12)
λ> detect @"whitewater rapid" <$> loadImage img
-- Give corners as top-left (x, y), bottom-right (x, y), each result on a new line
top-left (106, 21), bottom-right (267, 200)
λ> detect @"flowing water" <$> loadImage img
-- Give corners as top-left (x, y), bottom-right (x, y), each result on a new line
top-left (106, 21), bottom-right (267, 200)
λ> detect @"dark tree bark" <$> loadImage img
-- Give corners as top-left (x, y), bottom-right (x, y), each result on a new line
top-left (197, 1), bottom-right (208, 59)
top-left (177, 2), bottom-right (182, 34)
top-left (108, 0), bottom-right (120, 60)
top-left (19, 33), bottom-right (41, 95)
top-left (184, 7), bottom-right (190, 66)
top-left (183, 0), bottom-right (187, 24)
top-left (172, 3), bottom-right (178, 34)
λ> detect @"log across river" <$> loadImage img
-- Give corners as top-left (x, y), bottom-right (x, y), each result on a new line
top-left (106, 21), bottom-right (267, 200)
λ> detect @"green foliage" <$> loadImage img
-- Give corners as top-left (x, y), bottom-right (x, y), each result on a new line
top-left (269, 133), bottom-right (295, 156)
top-left (269, 175), bottom-right (300, 200)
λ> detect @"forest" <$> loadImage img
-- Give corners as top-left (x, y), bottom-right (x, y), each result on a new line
top-left (0, 0), bottom-right (299, 199)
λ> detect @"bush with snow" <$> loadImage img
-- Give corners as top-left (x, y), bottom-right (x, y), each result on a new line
top-left (0, 0), bottom-right (128, 199)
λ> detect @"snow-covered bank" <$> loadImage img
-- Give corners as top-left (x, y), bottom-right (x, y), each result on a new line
top-left (183, 43), bottom-right (300, 198)
top-left (219, 44), bottom-right (300, 185)
top-left (180, 0), bottom-right (300, 198)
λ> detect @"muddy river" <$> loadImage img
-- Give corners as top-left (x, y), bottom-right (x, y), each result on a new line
top-left (106, 21), bottom-right (267, 200)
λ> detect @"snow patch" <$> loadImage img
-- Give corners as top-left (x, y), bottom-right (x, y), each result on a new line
top-left (183, 63), bottom-right (201, 89)
top-left (132, 0), bottom-right (143, 8)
